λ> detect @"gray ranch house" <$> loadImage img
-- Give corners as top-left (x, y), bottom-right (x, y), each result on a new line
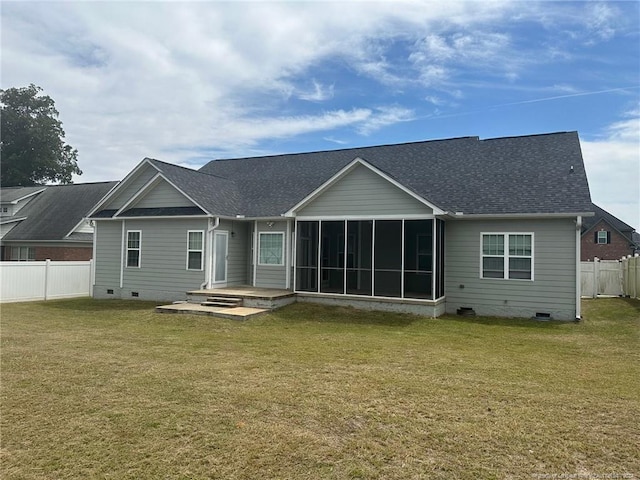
top-left (88, 132), bottom-right (593, 320)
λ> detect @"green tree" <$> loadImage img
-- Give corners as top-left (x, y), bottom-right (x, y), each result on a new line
top-left (1, 84), bottom-right (81, 186)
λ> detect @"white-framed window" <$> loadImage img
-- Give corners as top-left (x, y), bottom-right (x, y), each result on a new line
top-left (481, 233), bottom-right (533, 280)
top-left (259, 232), bottom-right (284, 266)
top-left (126, 230), bottom-right (141, 268)
top-left (11, 246), bottom-right (35, 261)
top-left (187, 230), bottom-right (204, 270)
top-left (596, 231), bottom-right (610, 244)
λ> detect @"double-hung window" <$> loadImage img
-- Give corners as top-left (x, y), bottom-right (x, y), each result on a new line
top-left (596, 231), bottom-right (610, 244)
top-left (259, 232), bottom-right (284, 266)
top-left (187, 231), bottom-right (204, 270)
top-left (481, 233), bottom-right (533, 280)
top-left (126, 231), bottom-right (141, 268)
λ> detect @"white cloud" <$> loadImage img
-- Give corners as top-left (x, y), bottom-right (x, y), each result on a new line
top-left (357, 106), bottom-right (416, 136)
top-left (581, 108), bottom-right (640, 228)
top-left (1, 0), bottom-right (636, 189)
top-left (298, 80), bottom-right (334, 102)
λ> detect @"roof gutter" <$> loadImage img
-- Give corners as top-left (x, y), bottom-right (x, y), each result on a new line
top-left (444, 212), bottom-right (595, 220)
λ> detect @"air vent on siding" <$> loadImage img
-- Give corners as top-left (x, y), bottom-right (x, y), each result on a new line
top-left (131, 292), bottom-right (139, 297)
top-left (457, 307), bottom-right (476, 316)
top-left (107, 289), bottom-right (114, 295)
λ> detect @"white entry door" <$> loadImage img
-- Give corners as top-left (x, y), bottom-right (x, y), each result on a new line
top-left (213, 231), bottom-right (229, 285)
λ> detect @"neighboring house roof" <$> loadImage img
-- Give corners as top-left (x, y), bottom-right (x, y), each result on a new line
top-left (2, 182), bottom-right (117, 242)
top-left (581, 203), bottom-right (636, 243)
top-left (198, 131), bottom-right (592, 217)
top-left (91, 131), bottom-right (593, 220)
top-left (0, 186), bottom-right (47, 204)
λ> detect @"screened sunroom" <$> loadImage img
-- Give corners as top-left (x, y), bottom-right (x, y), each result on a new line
top-left (294, 219), bottom-right (444, 300)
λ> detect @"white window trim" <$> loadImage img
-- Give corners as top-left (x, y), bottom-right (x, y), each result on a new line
top-left (596, 230), bottom-right (609, 244)
top-left (186, 230), bottom-right (205, 271)
top-left (480, 232), bottom-right (534, 281)
top-left (258, 231), bottom-right (285, 266)
top-left (126, 230), bottom-right (142, 268)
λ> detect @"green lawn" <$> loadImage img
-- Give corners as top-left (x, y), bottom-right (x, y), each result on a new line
top-left (1, 298), bottom-right (638, 479)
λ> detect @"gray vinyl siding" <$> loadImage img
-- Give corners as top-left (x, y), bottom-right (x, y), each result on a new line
top-left (445, 218), bottom-right (577, 320)
top-left (122, 218), bottom-right (208, 299)
top-left (218, 219), bottom-right (249, 286)
top-left (298, 164), bottom-right (433, 217)
top-left (255, 220), bottom-right (288, 289)
top-left (94, 221), bottom-right (122, 289)
top-left (134, 179), bottom-right (195, 209)
top-left (104, 165), bottom-right (157, 210)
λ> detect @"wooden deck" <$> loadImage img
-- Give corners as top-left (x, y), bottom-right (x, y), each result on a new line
top-left (156, 286), bottom-right (295, 320)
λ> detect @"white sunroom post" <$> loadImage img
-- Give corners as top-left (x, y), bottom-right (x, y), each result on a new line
top-left (343, 220), bottom-right (348, 295)
top-left (432, 219), bottom-right (437, 300)
top-left (371, 220), bottom-right (375, 296)
top-left (401, 219), bottom-right (405, 298)
top-left (292, 219), bottom-right (297, 292)
top-left (317, 220), bottom-right (322, 293)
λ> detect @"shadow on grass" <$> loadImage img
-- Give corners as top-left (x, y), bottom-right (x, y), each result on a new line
top-left (440, 313), bottom-right (570, 330)
top-left (273, 303), bottom-right (421, 328)
top-left (619, 296), bottom-right (640, 312)
top-left (272, 303), bottom-right (572, 330)
top-left (40, 298), bottom-right (160, 313)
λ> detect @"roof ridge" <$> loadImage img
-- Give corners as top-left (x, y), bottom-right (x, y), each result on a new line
top-left (146, 157), bottom-right (231, 181)
top-left (479, 131), bottom-right (577, 142)
top-left (208, 136), bottom-right (481, 163)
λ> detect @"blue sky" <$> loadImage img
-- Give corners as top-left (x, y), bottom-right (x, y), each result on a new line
top-left (2, 1), bottom-right (639, 226)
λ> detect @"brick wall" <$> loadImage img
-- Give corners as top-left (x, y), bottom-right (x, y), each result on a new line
top-left (581, 220), bottom-right (634, 261)
top-left (35, 246), bottom-right (93, 261)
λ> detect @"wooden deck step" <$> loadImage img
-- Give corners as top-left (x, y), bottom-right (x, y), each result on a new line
top-left (201, 296), bottom-right (243, 308)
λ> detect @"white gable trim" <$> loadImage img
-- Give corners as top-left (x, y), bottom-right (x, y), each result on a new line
top-left (283, 157), bottom-right (444, 217)
top-left (86, 158), bottom-right (156, 217)
top-left (112, 171), bottom-right (210, 217)
top-left (0, 216), bottom-right (27, 225)
top-left (2, 188), bottom-right (47, 205)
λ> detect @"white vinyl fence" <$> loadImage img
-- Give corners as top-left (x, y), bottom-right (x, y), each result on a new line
top-left (0, 260), bottom-right (93, 303)
top-left (581, 255), bottom-right (640, 299)
top-left (621, 255), bottom-right (640, 299)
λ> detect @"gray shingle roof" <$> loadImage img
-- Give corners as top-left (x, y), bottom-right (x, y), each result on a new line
top-left (197, 131), bottom-right (592, 217)
top-left (146, 159), bottom-right (241, 216)
top-left (2, 182), bottom-right (117, 241)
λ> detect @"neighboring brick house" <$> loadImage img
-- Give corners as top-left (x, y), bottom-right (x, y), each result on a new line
top-left (0, 182), bottom-right (117, 261)
top-left (581, 203), bottom-right (639, 261)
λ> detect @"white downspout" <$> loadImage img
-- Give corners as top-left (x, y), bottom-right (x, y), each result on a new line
top-left (201, 217), bottom-right (220, 289)
top-left (253, 220), bottom-right (258, 287)
top-left (120, 219), bottom-right (125, 289)
top-left (575, 215), bottom-right (582, 321)
top-left (286, 219), bottom-right (292, 289)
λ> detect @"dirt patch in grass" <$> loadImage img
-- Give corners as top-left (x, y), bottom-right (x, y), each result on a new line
top-left (1, 298), bottom-right (638, 479)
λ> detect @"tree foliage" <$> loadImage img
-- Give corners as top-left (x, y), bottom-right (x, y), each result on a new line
top-left (1, 84), bottom-right (82, 186)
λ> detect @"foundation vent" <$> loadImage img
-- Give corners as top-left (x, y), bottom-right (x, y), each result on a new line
top-left (457, 307), bottom-right (476, 316)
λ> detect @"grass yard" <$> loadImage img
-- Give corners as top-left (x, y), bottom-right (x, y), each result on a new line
top-left (1, 298), bottom-right (639, 479)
